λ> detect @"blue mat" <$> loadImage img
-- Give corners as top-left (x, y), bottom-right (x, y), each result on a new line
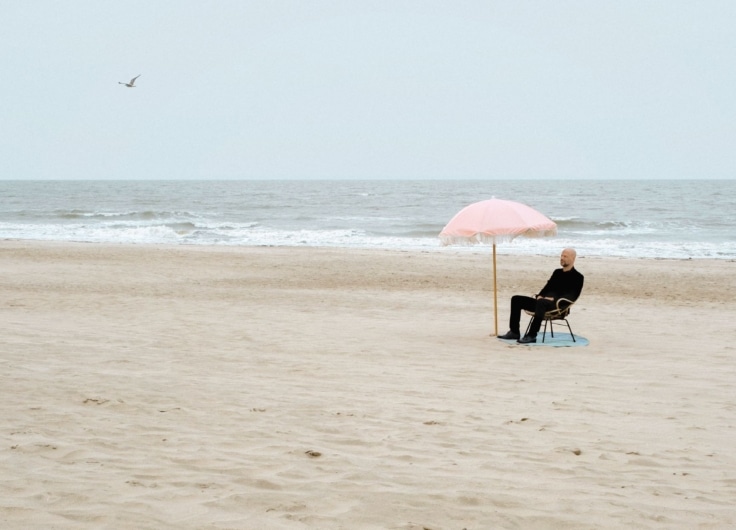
top-left (497, 332), bottom-right (589, 347)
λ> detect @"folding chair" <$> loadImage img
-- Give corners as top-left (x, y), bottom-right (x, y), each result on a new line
top-left (524, 298), bottom-right (577, 343)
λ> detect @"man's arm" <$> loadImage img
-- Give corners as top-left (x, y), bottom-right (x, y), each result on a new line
top-left (536, 272), bottom-right (557, 299)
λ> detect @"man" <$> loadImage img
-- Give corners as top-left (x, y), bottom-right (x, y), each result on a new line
top-left (498, 248), bottom-right (584, 344)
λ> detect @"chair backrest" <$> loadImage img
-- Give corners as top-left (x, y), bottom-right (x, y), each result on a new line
top-left (548, 298), bottom-right (576, 320)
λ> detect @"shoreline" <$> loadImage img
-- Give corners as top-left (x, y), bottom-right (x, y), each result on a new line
top-left (4, 237), bottom-right (736, 262)
top-left (2, 240), bottom-right (735, 528)
top-left (5, 236), bottom-right (736, 257)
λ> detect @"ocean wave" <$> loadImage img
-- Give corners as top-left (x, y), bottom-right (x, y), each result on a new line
top-left (2, 220), bottom-right (734, 259)
top-left (2, 179), bottom-right (735, 259)
top-left (553, 218), bottom-right (631, 230)
top-left (54, 209), bottom-right (200, 221)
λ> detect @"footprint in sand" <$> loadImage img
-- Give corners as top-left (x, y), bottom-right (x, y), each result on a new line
top-left (83, 398), bottom-right (109, 405)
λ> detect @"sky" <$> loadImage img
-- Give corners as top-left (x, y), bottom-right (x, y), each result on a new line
top-left (1, 1), bottom-right (735, 180)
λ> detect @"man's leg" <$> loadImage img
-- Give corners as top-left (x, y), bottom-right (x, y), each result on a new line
top-left (526, 298), bottom-right (555, 337)
top-left (509, 295), bottom-right (537, 335)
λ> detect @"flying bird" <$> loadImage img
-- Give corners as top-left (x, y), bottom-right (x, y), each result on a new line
top-left (118, 74), bottom-right (141, 87)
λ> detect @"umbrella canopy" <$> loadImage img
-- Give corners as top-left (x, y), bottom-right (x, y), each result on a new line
top-left (439, 198), bottom-right (557, 336)
top-left (439, 198), bottom-right (557, 245)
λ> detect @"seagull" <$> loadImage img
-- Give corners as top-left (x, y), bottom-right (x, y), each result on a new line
top-left (118, 74), bottom-right (141, 87)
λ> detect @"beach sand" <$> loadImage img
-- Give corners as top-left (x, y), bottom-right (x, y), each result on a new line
top-left (1, 241), bottom-right (735, 529)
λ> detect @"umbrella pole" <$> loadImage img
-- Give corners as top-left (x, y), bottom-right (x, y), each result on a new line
top-left (493, 243), bottom-right (498, 336)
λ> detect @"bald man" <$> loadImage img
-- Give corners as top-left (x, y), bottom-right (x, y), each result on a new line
top-left (498, 248), bottom-right (584, 344)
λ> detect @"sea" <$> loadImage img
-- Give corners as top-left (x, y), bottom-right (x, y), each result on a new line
top-left (1, 179), bottom-right (734, 260)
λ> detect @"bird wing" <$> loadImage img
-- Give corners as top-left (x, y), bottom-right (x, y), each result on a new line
top-left (129, 74), bottom-right (141, 85)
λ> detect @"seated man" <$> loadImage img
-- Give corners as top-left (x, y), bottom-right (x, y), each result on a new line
top-left (498, 248), bottom-right (584, 344)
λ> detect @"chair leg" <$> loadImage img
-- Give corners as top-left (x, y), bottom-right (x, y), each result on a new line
top-left (528, 316), bottom-right (570, 343)
top-left (525, 315), bottom-right (547, 341)
top-left (564, 319), bottom-right (576, 342)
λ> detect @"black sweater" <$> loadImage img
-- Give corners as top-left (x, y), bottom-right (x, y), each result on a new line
top-left (537, 267), bottom-right (584, 302)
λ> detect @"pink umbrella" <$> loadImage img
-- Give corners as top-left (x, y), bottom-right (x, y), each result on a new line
top-left (439, 198), bottom-right (557, 336)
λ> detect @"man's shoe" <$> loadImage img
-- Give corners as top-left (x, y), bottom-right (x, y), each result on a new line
top-left (518, 335), bottom-right (537, 344)
top-left (498, 331), bottom-right (520, 340)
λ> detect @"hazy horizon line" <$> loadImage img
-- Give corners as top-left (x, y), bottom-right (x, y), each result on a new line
top-left (2, 177), bottom-right (735, 182)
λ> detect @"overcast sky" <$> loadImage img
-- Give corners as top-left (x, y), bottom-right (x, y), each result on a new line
top-left (2, 1), bottom-right (734, 180)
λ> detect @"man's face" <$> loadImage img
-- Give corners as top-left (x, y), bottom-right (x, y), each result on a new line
top-left (560, 250), bottom-right (574, 269)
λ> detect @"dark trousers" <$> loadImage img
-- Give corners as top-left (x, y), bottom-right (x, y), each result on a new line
top-left (509, 295), bottom-right (555, 337)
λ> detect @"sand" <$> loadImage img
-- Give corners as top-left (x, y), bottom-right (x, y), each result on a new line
top-left (1, 240), bottom-right (735, 529)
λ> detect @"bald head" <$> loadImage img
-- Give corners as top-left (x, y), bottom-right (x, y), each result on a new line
top-left (560, 248), bottom-right (577, 271)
